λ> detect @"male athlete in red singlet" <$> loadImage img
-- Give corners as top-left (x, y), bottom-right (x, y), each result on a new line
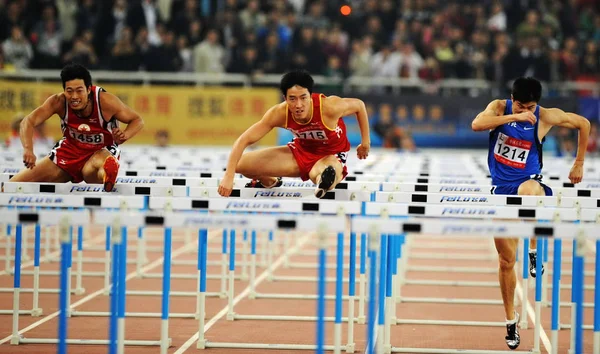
top-left (9, 63), bottom-right (144, 191)
top-left (218, 70), bottom-right (370, 198)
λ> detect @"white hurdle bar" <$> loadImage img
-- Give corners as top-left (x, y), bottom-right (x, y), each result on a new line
top-left (351, 217), bottom-right (598, 354)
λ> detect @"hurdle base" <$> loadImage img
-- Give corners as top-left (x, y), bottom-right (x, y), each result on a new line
top-left (391, 348), bottom-right (536, 354)
top-left (124, 289), bottom-right (221, 297)
top-left (234, 314), bottom-right (356, 323)
top-left (519, 320), bottom-right (528, 330)
top-left (10, 334), bottom-right (21, 345)
top-left (226, 312), bottom-right (236, 321)
top-left (206, 341), bottom-right (346, 351)
top-left (396, 319), bottom-right (507, 327)
top-left (559, 323), bottom-right (593, 330)
top-left (345, 342), bottom-right (355, 353)
top-left (19, 337), bottom-right (162, 346)
top-left (254, 292), bottom-right (351, 300)
top-left (74, 287), bottom-right (85, 295)
top-left (400, 296), bottom-right (503, 305)
top-left (0, 309), bottom-right (35, 315)
top-left (197, 339), bottom-right (207, 349)
top-left (357, 316), bottom-right (365, 324)
top-left (248, 291), bottom-right (256, 299)
top-left (31, 308), bottom-right (43, 317)
top-left (71, 310), bottom-right (198, 319)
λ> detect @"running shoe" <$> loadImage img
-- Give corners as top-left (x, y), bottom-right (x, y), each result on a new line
top-left (245, 177), bottom-right (283, 188)
top-left (505, 312), bottom-right (520, 350)
top-left (315, 165), bottom-right (336, 199)
top-left (103, 155), bottom-right (119, 192)
top-left (529, 251), bottom-right (544, 278)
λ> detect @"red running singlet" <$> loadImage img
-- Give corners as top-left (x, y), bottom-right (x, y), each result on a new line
top-left (285, 93), bottom-right (351, 181)
top-left (285, 93), bottom-right (350, 155)
top-left (61, 85), bottom-right (118, 150)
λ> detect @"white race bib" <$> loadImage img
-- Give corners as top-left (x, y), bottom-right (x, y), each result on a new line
top-left (289, 129), bottom-right (328, 141)
top-left (494, 132), bottom-right (531, 169)
top-left (68, 128), bottom-right (105, 145)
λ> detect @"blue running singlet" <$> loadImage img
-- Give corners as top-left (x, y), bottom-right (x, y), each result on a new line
top-left (487, 100), bottom-right (552, 196)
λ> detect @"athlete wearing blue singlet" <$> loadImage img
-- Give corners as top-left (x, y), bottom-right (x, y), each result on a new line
top-left (488, 99), bottom-right (553, 196)
top-left (472, 77), bottom-right (591, 351)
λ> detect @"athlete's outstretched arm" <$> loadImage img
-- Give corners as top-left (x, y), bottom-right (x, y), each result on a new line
top-left (20, 94), bottom-right (63, 168)
top-left (471, 99), bottom-right (536, 131)
top-left (218, 105), bottom-right (281, 196)
top-left (542, 109), bottom-right (590, 183)
top-left (324, 96), bottom-right (370, 159)
top-left (101, 92), bottom-right (144, 144)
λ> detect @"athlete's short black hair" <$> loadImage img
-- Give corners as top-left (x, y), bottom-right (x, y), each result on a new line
top-left (511, 77), bottom-right (542, 103)
top-left (60, 63), bottom-right (92, 89)
top-left (280, 70), bottom-right (314, 96)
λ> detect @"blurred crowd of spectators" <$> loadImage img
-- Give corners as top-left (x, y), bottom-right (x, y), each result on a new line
top-left (1, 0), bottom-right (599, 87)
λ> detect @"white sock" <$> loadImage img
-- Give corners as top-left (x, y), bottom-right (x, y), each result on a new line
top-left (529, 249), bottom-right (537, 255)
top-left (506, 311), bottom-right (518, 324)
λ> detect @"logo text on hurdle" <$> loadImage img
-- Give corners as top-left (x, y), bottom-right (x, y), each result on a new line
top-left (441, 225), bottom-right (507, 234)
top-left (225, 201), bottom-right (281, 210)
top-left (116, 177), bottom-right (157, 183)
top-left (70, 186), bottom-right (118, 193)
top-left (8, 196), bottom-right (64, 204)
top-left (440, 207), bottom-right (496, 216)
top-left (253, 191), bottom-right (303, 198)
top-left (439, 180), bottom-right (478, 185)
top-left (149, 172), bottom-right (185, 177)
top-left (440, 196), bottom-right (488, 203)
top-left (439, 186), bottom-right (482, 192)
top-left (184, 217), bottom-right (249, 227)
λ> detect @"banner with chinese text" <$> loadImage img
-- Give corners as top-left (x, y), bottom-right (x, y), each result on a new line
top-left (0, 81), bottom-right (280, 146)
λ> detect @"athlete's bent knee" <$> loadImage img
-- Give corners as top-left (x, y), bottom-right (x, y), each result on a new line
top-left (517, 180), bottom-right (542, 195)
top-left (235, 157), bottom-right (254, 177)
top-left (498, 255), bottom-right (516, 271)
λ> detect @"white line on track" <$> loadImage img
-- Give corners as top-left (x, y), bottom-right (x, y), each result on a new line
top-left (174, 232), bottom-right (313, 354)
top-left (0, 231), bottom-right (206, 346)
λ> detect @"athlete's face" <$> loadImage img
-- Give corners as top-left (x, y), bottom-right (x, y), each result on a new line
top-left (64, 79), bottom-right (90, 110)
top-left (511, 97), bottom-right (537, 114)
top-left (285, 85), bottom-right (311, 120)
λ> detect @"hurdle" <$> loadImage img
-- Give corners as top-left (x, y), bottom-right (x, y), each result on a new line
top-left (351, 216), bottom-right (598, 354)
top-left (375, 190), bottom-right (599, 299)
top-left (0, 207), bottom-right (350, 353)
top-left (360, 200), bottom-right (598, 338)
top-left (0, 208), bottom-right (92, 346)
